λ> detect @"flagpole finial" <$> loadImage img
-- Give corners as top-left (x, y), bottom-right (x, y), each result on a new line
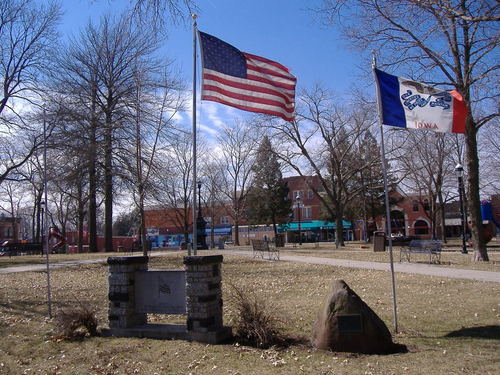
top-left (192, 13), bottom-right (197, 20)
top-left (371, 50), bottom-right (377, 69)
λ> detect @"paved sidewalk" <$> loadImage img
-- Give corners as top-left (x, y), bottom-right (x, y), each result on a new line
top-left (0, 258), bottom-right (107, 274)
top-left (1, 250), bottom-right (499, 283)
top-left (222, 249), bottom-right (500, 283)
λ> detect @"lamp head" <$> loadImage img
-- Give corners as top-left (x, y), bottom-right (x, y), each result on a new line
top-left (455, 163), bottom-right (464, 177)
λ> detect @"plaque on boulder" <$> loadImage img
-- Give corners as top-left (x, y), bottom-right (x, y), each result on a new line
top-left (135, 270), bottom-right (186, 314)
top-left (337, 314), bottom-right (363, 333)
top-left (311, 280), bottom-right (406, 354)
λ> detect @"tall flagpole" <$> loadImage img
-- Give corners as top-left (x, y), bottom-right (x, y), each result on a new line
top-left (372, 53), bottom-right (398, 332)
top-left (43, 106), bottom-right (53, 318)
top-left (191, 14), bottom-right (198, 256)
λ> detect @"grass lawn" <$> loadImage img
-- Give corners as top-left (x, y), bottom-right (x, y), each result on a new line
top-left (0, 252), bottom-right (113, 268)
top-left (0, 253), bottom-right (499, 375)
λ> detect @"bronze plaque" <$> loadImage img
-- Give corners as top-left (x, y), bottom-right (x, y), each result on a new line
top-left (338, 314), bottom-right (363, 333)
top-left (135, 270), bottom-right (186, 314)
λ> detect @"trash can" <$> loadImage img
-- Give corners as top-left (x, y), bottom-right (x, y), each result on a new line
top-left (373, 231), bottom-right (386, 252)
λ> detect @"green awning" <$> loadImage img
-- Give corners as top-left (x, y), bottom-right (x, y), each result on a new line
top-left (277, 220), bottom-right (351, 232)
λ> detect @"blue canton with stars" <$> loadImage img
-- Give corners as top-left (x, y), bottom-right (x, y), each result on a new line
top-left (199, 32), bottom-right (247, 78)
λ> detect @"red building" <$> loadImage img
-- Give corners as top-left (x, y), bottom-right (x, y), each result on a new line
top-left (0, 216), bottom-right (21, 244)
top-left (145, 177), bottom-right (500, 246)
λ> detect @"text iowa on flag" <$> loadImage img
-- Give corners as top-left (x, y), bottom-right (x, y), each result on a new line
top-left (375, 69), bottom-right (467, 134)
top-left (198, 31), bottom-right (296, 122)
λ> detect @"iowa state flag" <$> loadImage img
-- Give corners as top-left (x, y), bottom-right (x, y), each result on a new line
top-left (375, 69), bottom-right (466, 134)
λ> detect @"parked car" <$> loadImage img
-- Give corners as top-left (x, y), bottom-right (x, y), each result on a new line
top-left (224, 239), bottom-right (234, 246)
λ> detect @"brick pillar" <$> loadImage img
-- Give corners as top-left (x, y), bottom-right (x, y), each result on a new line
top-left (183, 255), bottom-right (232, 344)
top-left (107, 256), bottom-right (148, 329)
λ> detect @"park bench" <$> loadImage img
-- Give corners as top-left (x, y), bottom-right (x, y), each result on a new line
top-left (400, 239), bottom-right (442, 264)
top-left (251, 239), bottom-right (280, 261)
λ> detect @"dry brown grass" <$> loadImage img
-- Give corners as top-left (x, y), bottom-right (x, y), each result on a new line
top-left (0, 253), bottom-right (498, 375)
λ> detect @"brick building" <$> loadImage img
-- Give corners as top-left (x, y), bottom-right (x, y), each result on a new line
top-left (144, 175), bottom-right (500, 247)
top-left (0, 215), bottom-right (21, 244)
top-left (144, 175), bottom-right (354, 247)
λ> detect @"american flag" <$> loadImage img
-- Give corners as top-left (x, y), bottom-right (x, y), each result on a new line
top-left (198, 31), bottom-right (296, 121)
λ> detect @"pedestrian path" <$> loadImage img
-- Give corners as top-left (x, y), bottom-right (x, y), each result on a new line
top-left (223, 249), bottom-right (500, 283)
top-left (1, 250), bottom-right (499, 283)
top-left (0, 258), bottom-right (107, 274)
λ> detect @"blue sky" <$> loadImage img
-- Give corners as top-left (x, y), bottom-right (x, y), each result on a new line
top-left (59, 0), bottom-right (366, 136)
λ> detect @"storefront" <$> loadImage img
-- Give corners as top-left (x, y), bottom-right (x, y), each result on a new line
top-left (277, 220), bottom-right (353, 243)
top-left (147, 225), bottom-right (232, 248)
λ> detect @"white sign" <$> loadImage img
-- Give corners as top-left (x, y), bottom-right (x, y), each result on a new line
top-left (135, 270), bottom-right (186, 314)
top-left (146, 228), bottom-right (159, 236)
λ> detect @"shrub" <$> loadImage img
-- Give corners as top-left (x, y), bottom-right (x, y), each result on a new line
top-left (53, 301), bottom-right (99, 340)
top-left (227, 283), bottom-right (287, 349)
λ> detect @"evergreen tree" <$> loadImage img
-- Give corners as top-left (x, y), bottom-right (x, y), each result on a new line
top-left (246, 136), bottom-right (291, 235)
top-left (348, 130), bottom-right (397, 237)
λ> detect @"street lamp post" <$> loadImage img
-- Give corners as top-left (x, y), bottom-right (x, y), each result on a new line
top-left (296, 194), bottom-right (302, 246)
top-left (455, 164), bottom-right (468, 254)
top-left (196, 180), bottom-right (208, 250)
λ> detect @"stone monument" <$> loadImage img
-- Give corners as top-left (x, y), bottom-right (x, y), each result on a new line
top-left (311, 279), bottom-right (406, 354)
top-left (103, 255), bottom-right (231, 344)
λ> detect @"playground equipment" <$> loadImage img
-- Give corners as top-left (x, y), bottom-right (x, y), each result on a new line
top-left (48, 226), bottom-right (66, 251)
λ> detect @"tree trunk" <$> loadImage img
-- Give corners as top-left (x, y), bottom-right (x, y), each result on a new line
top-left (234, 219), bottom-right (240, 246)
top-left (139, 184), bottom-right (148, 256)
top-left (465, 117), bottom-right (488, 261)
top-left (437, 191), bottom-right (447, 243)
top-left (88, 85), bottom-right (98, 252)
top-left (104, 111), bottom-right (113, 253)
top-left (35, 190), bottom-right (43, 242)
top-left (335, 198), bottom-right (345, 247)
top-left (77, 190), bottom-right (85, 253)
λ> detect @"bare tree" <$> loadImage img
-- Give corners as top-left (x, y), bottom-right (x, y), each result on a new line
top-left (120, 67), bottom-right (186, 255)
top-left (129, 0), bottom-right (198, 26)
top-left (266, 87), bottom-right (381, 247)
top-left (0, 0), bottom-right (60, 185)
top-left (393, 130), bottom-right (460, 240)
top-left (477, 123), bottom-right (500, 196)
top-left (54, 14), bottom-right (164, 252)
top-left (199, 159), bottom-right (227, 248)
top-left (314, 0), bottom-right (499, 260)
top-left (216, 120), bottom-right (259, 246)
top-left (150, 131), bottom-right (198, 245)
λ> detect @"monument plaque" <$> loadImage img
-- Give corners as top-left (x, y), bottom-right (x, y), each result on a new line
top-left (135, 270), bottom-right (186, 314)
top-left (338, 314), bottom-right (363, 333)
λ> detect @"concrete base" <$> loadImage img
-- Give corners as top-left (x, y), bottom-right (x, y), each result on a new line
top-left (189, 326), bottom-right (233, 344)
top-left (102, 324), bottom-right (189, 340)
top-left (101, 324), bottom-right (232, 344)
